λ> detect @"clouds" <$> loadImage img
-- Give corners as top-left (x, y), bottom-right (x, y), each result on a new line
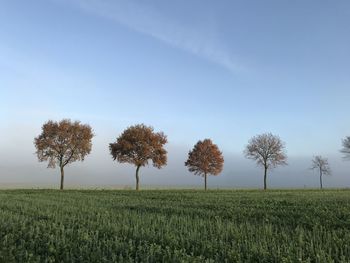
top-left (57, 0), bottom-right (241, 73)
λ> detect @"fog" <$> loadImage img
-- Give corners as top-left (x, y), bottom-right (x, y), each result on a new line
top-left (0, 123), bottom-right (349, 189)
top-left (1, 0), bottom-right (350, 190)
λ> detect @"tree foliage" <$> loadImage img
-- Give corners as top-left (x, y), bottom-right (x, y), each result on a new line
top-left (34, 119), bottom-right (93, 189)
top-left (185, 139), bottom-right (224, 190)
top-left (109, 124), bottom-right (167, 168)
top-left (109, 124), bottom-right (167, 190)
top-left (185, 139), bottom-right (224, 176)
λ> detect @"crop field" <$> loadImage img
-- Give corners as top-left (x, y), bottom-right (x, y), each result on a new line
top-left (0, 190), bottom-right (349, 262)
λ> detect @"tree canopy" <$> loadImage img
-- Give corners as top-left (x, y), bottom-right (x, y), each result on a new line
top-left (34, 119), bottom-right (93, 189)
top-left (185, 139), bottom-right (224, 190)
top-left (109, 124), bottom-right (167, 190)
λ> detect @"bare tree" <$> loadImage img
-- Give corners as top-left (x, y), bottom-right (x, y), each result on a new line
top-left (340, 137), bottom-right (350, 159)
top-left (109, 124), bottom-right (167, 190)
top-left (310, 156), bottom-right (331, 189)
top-left (244, 133), bottom-right (287, 190)
top-left (185, 139), bottom-right (224, 190)
top-left (34, 119), bottom-right (93, 190)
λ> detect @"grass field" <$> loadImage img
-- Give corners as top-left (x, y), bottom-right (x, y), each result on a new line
top-left (0, 189), bottom-right (349, 262)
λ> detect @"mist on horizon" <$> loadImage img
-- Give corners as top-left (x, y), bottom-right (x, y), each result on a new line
top-left (0, 123), bottom-right (349, 189)
top-left (1, 0), bottom-right (350, 189)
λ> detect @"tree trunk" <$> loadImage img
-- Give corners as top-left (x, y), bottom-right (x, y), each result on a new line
top-left (264, 166), bottom-right (267, 190)
top-left (135, 165), bottom-right (141, 191)
top-left (319, 168), bottom-right (323, 190)
top-left (204, 173), bottom-right (207, 191)
top-left (60, 166), bottom-right (64, 190)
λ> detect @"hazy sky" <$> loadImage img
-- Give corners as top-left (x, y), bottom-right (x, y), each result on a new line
top-left (1, 0), bottom-right (350, 188)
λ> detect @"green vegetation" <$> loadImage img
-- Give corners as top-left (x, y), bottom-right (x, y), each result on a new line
top-left (0, 189), bottom-right (349, 262)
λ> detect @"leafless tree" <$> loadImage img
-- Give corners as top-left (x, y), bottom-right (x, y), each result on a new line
top-left (244, 133), bottom-right (287, 190)
top-left (340, 137), bottom-right (350, 160)
top-left (185, 139), bottom-right (224, 190)
top-left (310, 156), bottom-right (331, 189)
top-left (34, 119), bottom-right (94, 190)
top-left (109, 124), bottom-right (167, 190)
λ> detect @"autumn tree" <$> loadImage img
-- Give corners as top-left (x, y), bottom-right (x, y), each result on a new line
top-left (109, 124), bottom-right (167, 190)
top-left (185, 139), bottom-right (224, 190)
top-left (34, 119), bottom-right (93, 190)
top-left (310, 155), bottom-right (331, 189)
top-left (244, 133), bottom-right (287, 190)
top-left (340, 136), bottom-right (350, 159)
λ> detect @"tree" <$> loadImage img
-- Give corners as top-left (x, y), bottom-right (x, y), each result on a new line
top-left (340, 136), bottom-right (350, 159)
top-left (244, 133), bottom-right (287, 190)
top-left (109, 124), bottom-right (167, 190)
top-left (310, 155), bottom-right (331, 189)
top-left (34, 119), bottom-right (93, 190)
top-left (185, 139), bottom-right (224, 190)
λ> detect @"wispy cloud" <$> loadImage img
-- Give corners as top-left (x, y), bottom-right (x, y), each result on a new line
top-left (57, 0), bottom-right (242, 73)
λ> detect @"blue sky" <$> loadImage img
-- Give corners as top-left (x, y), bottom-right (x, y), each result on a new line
top-left (1, 0), bottom-right (350, 188)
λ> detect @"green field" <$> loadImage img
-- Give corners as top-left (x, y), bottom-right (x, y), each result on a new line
top-left (0, 190), bottom-right (349, 262)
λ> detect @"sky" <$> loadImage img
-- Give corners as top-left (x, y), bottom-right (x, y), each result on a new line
top-left (1, 0), bottom-right (350, 189)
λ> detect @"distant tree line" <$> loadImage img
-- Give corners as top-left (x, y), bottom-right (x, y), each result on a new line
top-left (34, 119), bottom-right (350, 190)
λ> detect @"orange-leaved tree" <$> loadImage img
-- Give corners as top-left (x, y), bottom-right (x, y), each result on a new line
top-left (109, 124), bottom-right (167, 190)
top-left (185, 139), bottom-right (224, 190)
top-left (34, 119), bottom-right (93, 190)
